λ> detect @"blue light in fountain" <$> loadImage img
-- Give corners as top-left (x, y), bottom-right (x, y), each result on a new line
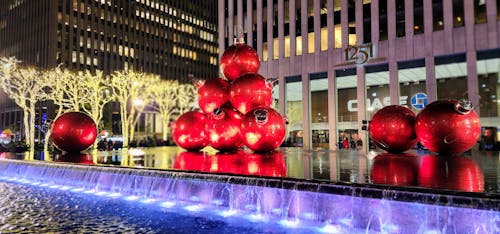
top-left (0, 160), bottom-right (498, 233)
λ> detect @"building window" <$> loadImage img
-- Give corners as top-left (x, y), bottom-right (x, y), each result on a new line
top-left (433, 0), bottom-right (443, 31)
top-left (286, 77), bottom-right (303, 147)
top-left (396, 0), bottom-right (405, 37)
top-left (335, 69), bottom-right (357, 149)
top-left (363, 2), bottom-right (372, 42)
top-left (474, 0), bottom-right (487, 24)
top-left (414, 0), bottom-right (424, 34)
top-left (435, 55), bottom-right (467, 101)
top-left (477, 50), bottom-right (499, 119)
top-left (453, 0), bottom-right (464, 27)
top-left (398, 59), bottom-right (427, 114)
top-left (379, 0), bottom-right (388, 40)
top-left (310, 76), bottom-right (329, 149)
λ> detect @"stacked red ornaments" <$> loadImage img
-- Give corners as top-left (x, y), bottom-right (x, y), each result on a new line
top-left (369, 99), bottom-right (481, 155)
top-left (172, 37), bottom-right (286, 152)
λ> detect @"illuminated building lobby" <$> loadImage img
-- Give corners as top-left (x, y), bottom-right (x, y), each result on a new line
top-left (0, 0), bottom-right (498, 233)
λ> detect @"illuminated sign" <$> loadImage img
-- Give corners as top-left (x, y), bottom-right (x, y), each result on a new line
top-left (410, 93), bottom-right (427, 110)
top-left (334, 43), bottom-right (386, 67)
top-left (345, 43), bottom-right (374, 64)
top-left (347, 93), bottom-right (427, 112)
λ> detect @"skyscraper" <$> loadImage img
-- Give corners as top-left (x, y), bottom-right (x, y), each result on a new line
top-left (0, 0), bottom-right (218, 133)
top-left (220, 0), bottom-right (499, 150)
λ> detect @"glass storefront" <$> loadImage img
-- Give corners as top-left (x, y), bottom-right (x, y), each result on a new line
top-left (365, 65), bottom-right (389, 151)
top-left (285, 76), bottom-right (303, 147)
top-left (310, 75), bottom-right (328, 149)
top-left (335, 70), bottom-right (357, 150)
top-left (477, 50), bottom-right (500, 151)
top-left (435, 55), bottom-right (468, 101)
top-left (398, 60), bottom-right (427, 114)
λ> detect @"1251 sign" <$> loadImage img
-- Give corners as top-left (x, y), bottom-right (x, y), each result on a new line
top-left (344, 43), bottom-right (374, 64)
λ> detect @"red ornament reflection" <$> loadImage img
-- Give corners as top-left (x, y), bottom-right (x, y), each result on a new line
top-left (415, 99), bottom-right (481, 154)
top-left (171, 111), bottom-right (209, 151)
top-left (209, 150), bottom-right (286, 177)
top-left (172, 151), bottom-right (210, 172)
top-left (220, 43), bottom-right (260, 81)
top-left (229, 73), bottom-right (273, 115)
top-left (370, 153), bottom-right (419, 186)
top-left (50, 112), bottom-right (97, 153)
top-left (418, 155), bottom-right (484, 192)
top-left (55, 153), bottom-right (94, 165)
top-left (206, 106), bottom-right (244, 152)
top-left (197, 78), bottom-right (230, 114)
top-left (240, 107), bottom-right (286, 152)
top-left (369, 105), bottom-right (418, 153)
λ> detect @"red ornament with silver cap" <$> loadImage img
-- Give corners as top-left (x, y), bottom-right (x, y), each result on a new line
top-left (415, 99), bottom-right (481, 154)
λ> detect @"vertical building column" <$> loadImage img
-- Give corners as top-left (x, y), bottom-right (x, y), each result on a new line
top-left (289, 0), bottom-right (296, 69)
top-left (404, 0), bottom-right (414, 58)
top-left (356, 66), bottom-right (367, 153)
top-left (301, 0), bottom-right (308, 55)
top-left (355, 0), bottom-right (363, 43)
top-left (328, 70), bottom-right (337, 150)
top-left (257, 0), bottom-right (263, 61)
top-left (218, 0), bottom-right (225, 61)
top-left (425, 57), bottom-right (437, 102)
top-left (267, 0), bottom-right (274, 64)
top-left (246, 0), bottom-right (253, 45)
top-left (228, 0), bottom-right (234, 44)
top-left (301, 1), bottom-right (310, 148)
top-left (237, 0), bottom-right (243, 29)
top-left (278, 0), bottom-right (284, 59)
top-left (313, 0), bottom-right (320, 69)
top-left (327, 0), bottom-right (337, 150)
top-left (387, 0), bottom-right (398, 104)
top-left (486, 0), bottom-right (498, 48)
top-left (278, 0), bottom-right (285, 116)
top-left (442, 0), bottom-right (453, 53)
top-left (371, 0), bottom-right (379, 47)
top-left (464, 0), bottom-right (480, 111)
top-left (424, 0), bottom-right (436, 103)
top-left (341, 0), bottom-right (348, 48)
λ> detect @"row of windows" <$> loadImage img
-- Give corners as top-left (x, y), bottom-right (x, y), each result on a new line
top-left (58, 7), bottom-right (216, 45)
top-left (133, 0), bottom-right (216, 30)
top-left (228, 0), bottom-right (499, 47)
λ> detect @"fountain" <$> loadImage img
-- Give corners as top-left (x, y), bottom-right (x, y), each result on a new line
top-left (0, 159), bottom-right (498, 233)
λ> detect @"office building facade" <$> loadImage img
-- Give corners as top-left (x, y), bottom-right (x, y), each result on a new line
top-left (219, 0), bottom-right (500, 151)
top-left (0, 0), bottom-right (218, 136)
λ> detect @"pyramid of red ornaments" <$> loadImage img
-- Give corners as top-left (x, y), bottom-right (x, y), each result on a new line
top-left (171, 35), bottom-right (286, 152)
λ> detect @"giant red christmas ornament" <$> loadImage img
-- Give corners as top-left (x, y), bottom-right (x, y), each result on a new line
top-left (240, 107), bottom-right (286, 152)
top-left (50, 112), bottom-right (97, 153)
top-left (171, 111), bottom-right (209, 151)
top-left (206, 106), bottom-right (244, 151)
top-left (229, 73), bottom-right (273, 114)
top-left (220, 43), bottom-right (260, 81)
top-left (418, 155), bottom-right (484, 192)
top-left (369, 105), bottom-right (418, 153)
top-left (415, 99), bottom-right (481, 154)
top-left (197, 78), bottom-right (230, 114)
top-left (370, 153), bottom-right (418, 186)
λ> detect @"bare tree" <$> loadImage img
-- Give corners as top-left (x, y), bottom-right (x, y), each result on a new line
top-left (176, 82), bottom-right (197, 115)
top-left (43, 68), bottom-right (113, 151)
top-left (110, 70), bottom-right (159, 147)
top-left (0, 57), bottom-right (49, 154)
top-left (150, 79), bottom-right (179, 141)
top-left (79, 70), bottom-right (113, 131)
